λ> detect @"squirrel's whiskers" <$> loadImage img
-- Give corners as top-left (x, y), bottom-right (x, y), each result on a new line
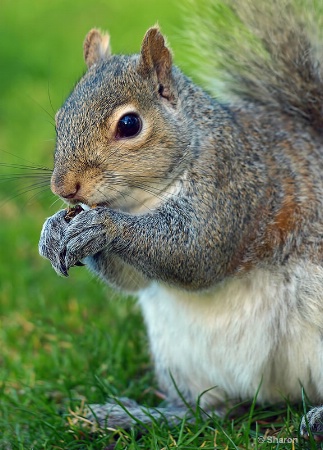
top-left (0, 161), bottom-right (52, 206)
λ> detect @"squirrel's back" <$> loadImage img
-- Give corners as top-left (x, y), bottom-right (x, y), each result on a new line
top-left (184, 0), bottom-right (323, 134)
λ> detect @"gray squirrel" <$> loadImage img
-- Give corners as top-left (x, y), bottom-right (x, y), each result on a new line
top-left (39, 0), bottom-right (323, 439)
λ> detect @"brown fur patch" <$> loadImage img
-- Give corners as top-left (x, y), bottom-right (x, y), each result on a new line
top-left (257, 177), bottom-right (299, 263)
top-left (270, 178), bottom-right (298, 237)
top-left (229, 178), bottom-right (300, 275)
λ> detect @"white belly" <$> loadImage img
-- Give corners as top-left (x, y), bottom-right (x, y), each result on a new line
top-left (138, 263), bottom-right (323, 408)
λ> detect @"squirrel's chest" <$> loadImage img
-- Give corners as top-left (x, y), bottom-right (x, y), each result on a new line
top-left (138, 265), bottom-right (323, 405)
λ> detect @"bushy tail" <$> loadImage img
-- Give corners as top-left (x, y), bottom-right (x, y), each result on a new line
top-left (182, 0), bottom-right (323, 132)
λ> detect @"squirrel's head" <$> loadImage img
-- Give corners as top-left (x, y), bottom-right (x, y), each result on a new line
top-left (51, 27), bottom-right (190, 213)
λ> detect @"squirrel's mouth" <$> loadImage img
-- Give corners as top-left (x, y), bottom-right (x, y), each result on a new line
top-left (81, 202), bottom-right (110, 209)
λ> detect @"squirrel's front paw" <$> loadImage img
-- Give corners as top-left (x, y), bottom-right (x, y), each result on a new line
top-left (59, 207), bottom-right (111, 275)
top-left (39, 210), bottom-right (70, 276)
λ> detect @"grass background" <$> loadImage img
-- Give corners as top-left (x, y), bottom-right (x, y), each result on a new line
top-left (0, 0), bottom-right (314, 448)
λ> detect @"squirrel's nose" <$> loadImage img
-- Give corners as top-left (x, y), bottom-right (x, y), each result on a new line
top-left (61, 183), bottom-right (81, 199)
top-left (51, 171), bottom-right (82, 200)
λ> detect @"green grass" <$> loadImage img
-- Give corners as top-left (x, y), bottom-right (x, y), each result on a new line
top-left (0, 0), bottom-right (318, 448)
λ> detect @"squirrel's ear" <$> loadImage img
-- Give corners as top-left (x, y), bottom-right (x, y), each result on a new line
top-left (83, 29), bottom-right (111, 68)
top-left (138, 27), bottom-right (176, 103)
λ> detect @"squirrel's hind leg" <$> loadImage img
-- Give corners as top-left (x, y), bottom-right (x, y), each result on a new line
top-left (83, 397), bottom-right (199, 430)
top-left (300, 406), bottom-right (323, 442)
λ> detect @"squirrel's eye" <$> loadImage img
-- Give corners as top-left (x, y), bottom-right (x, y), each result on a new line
top-left (116, 113), bottom-right (142, 139)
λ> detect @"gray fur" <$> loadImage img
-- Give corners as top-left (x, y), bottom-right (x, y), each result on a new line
top-left (300, 406), bottom-right (323, 441)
